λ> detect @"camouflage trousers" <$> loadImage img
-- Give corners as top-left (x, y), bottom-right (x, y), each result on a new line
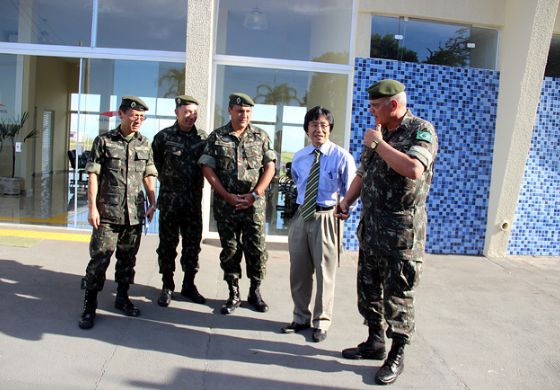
top-left (215, 207), bottom-right (268, 282)
top-left (81, 223), bottom-right (142, 291)
top-left (156, 203), bottom-right (202, 282)
top-left (356, 248), bottom-right (423, 342)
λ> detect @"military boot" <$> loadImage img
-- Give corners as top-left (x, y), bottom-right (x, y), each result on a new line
top-left (78, 289), bottom-right (98, 329)
top-left (157, 274), bottom-right (174, 307)
top-left (247, 279), bottom-right (269, 312)
top-left (342, 325), bottom-right (386, 360)
top-left (375, 336), bottom-right (406, 385)
top-left (114, 283), bottom-right (141, 317)
top-left (221, 278), bottom-right (241, 315)
top-left (180, 271), bottom-right (206, 304)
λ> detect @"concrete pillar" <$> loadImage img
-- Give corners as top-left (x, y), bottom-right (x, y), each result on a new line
top-left (185, 0), bottom-right (215, 132)
top-left (185, 0), bottom-right (216, 238)
top-left (484, 0), bottom-right (559, 257)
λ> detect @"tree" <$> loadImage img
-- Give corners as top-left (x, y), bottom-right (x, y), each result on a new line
top-left (158, 67), bottom-right (186, 98)
top-left (0, 112), bottom-right (37, 178)
top-left (254, 83), bottom-right (304, 106)
top-left (424, 28), bottom-right (470, 67)
top-left (370, 33), bottom-right (419, 63)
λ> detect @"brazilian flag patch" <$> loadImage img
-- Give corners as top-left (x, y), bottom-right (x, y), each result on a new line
top-left (416, 129), bottom-right (432, 143)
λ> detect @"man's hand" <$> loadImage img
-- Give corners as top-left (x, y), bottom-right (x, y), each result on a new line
top-left (235, 193), bottom-right (254, 210)
top-left (334, 201), bottom-right (350, 220)
top-left (226, 193), bottom-right (250, 210)
top-left (364, 124), bottom-right (383, 147)
top-left (146, 205), bottom-right (156, 223)
top-left (88, 207), bottom-right (100, 229)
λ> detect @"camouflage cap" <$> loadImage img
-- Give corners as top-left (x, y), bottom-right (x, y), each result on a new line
top-left (175, 95), bottom-right (199, 107)
top-left (229, 92), bottom-right (255, 107)
top-left (120, 96), bottom-right (149, 111)
top-left (367, 79), bottom-right (405, 100)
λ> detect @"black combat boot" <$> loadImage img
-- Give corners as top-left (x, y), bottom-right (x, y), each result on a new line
top-left (247, 279), bottom-right (269, 312)
top-left (375, 336), bottom-right (406, 385)
top-left (114, 283), bottom-right (141, 317)
top-left (157, 274), bottom-right (174, 307)
top-left (180, 271), bottom-right (206, 304)
top-left (221, 278), bottom-right (241, 315)
top-left (78, 289), bottom-right (98, 329)
top-left (342, 325), bottom-right (386, 360)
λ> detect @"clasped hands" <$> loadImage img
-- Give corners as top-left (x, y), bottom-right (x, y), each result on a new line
top-left (227, 193), bottom-right (255, 211)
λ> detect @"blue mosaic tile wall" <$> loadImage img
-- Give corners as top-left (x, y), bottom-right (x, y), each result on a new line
top-left (344, 58), bottom-right (500, 254)
top-left (508, 77), bottom-right (560, 256)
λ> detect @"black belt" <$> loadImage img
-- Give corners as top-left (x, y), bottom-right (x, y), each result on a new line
top-left (315, 205), bottom-right (334, 211)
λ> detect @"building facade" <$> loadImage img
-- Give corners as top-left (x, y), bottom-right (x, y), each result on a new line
top-left (0, 0), bottom-right (559, 257)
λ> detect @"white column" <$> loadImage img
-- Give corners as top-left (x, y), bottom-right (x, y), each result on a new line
top-left (185, 0), bottom-right (216, 238)
top-left (484, 0), bottom-right (559, 257)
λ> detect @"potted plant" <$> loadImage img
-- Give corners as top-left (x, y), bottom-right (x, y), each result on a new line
top-left (0, 112), bottom-right (38, 195)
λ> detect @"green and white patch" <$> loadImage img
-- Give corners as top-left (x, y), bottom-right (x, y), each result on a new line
top-left (416, 129), bottom-right (433, 143)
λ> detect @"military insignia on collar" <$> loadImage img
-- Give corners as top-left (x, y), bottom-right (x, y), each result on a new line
top-left (130, 101), bottom-right (137, 108)
top-left (416, 129), bottom-right (432, 143)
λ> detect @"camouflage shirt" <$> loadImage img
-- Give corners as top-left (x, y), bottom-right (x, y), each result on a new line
top-left (152, 122), bottom-right (207, 196)
top-left (357, 110), bottom-right (437, 258)
top-left (358, 110), bottom-right (438, 213)
top-left (198, 122), bottom-right (276, 215)
top-left (85, 126), bottom-right (157, 225)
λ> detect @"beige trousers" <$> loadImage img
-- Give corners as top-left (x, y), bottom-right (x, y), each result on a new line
top-left (287, 209), bottom-right (339, 331)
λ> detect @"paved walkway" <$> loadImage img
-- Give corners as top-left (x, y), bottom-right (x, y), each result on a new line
top-left (0, 224), bottom-right (559, 389)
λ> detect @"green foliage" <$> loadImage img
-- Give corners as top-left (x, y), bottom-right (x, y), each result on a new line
top-left (424, 28), bottom-right (469, 67)
top-left (0, 112), bottom-right (38, 178)
top-left (370, 34), bottom-right (419, 63)
top-left (255, 83), bottom-right (304, 106)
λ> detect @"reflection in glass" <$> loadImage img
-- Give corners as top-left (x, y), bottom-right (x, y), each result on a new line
top-left (0, 0), bottom-right (92, 46)
top-left (218, 0), bottom-right (352, 64)
top-left (212, 65), bottom-right (348, 235)
top-left (96, 0), bottom-right (187, 51)
top-left (545, 34), bottom-right (560, 78)
top-left (370, 15), bottom-right (498, 70)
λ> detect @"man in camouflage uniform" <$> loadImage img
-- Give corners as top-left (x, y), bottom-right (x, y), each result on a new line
top-left (79, 96), bottom-right (157, 330)
top-left (152, 95), bottom-right (207, 307)
top-left (335, 80), bottom-right (438, 385)
top-left (199, 92), bottom-right (276, 315)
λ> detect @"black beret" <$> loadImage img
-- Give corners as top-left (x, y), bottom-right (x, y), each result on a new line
top-left (120, 96), bottom-right (149, 111)
top-left (367, 79), bottom-right (405, 100)
top-left (175, 95), bottom-right (199, 107)
top-left (229, 92), bottom-right (255, 107)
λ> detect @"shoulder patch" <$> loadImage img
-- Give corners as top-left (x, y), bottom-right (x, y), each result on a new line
top-left (416, 129), bottom-right (433, 143)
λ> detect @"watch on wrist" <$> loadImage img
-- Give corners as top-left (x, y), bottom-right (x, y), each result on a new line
top-left (370, 138), bottom-right (381, 150)
top-left (251, 191), bottom-right (261, 201)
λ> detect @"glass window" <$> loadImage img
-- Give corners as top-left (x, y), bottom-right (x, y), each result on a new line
top-left (0, 54), bottom-right (18, 117)
top-left (545, 34), bottom-right (560, 78)
top-left (217, 0), bottom-right (353, 64)
top-left (212, 65), bottom-right (348, 235)
top-left (370, 16), bottom-right (498, 70)
top-left (0, 0), bottom-right (92, 46)
top-left (96, 0), bottom-right (187, 51)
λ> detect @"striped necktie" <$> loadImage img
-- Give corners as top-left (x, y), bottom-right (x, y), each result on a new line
top-left (300, 149), bottom-right (321, 221)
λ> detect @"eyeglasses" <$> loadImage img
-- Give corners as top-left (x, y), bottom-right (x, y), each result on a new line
top-left (309, 122), bottom-right (330, 130)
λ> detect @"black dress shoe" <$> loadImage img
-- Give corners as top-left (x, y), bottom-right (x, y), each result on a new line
top-left (281, 322), bottom-right (311, 334)
top-left (312, 328), bottom-right (327, 342)
top-left (342, 341), bottom-right (386, 360)
top-left (180, 285), bottom-right (206, 304)
top-left (115, 296), bottom-right (141, 317)
top-left (158, 288), bottom-right (172, 307)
